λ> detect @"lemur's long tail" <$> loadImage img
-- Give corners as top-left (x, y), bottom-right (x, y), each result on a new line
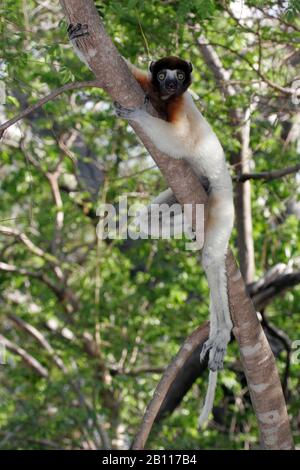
top-left (198, 370), bottom-right (218, 427)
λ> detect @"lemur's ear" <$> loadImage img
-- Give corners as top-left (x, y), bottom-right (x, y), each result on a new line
top-left (149, 61), bottom-right (155, 73)
top-left (188, 62), bottom-right (193, 72)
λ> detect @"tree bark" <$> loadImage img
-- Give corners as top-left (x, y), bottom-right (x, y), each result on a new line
top-left (59, 0), bottom-right (294, 450)
top-left (233, 114), bottom-right (256, 284)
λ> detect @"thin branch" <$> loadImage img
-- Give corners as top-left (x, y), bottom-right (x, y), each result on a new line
top-left (255, 5), bottom-right (300, 34)
top-left (0, 261), bottom-right (78, 314)
top-left (0, 225), bottom-right (59, 265)
top-left (0, 333), bottom-right (48, 377)
top-left (46, 168), bottom-right (64, 253)
top-left (111, 366), bottom-right (165, 376)
top-left (0, 80), bottom-right (99, 139)
top-left (0, 225), bottom-right (76, 301)
top-left (25, 438), bottom-right (62, 450)
top-left (124, 366), bottom-right (165, 376)
top-left (236, 163), bottom-right (300, 182)
top-left (0, 224), bottom-right (79, 307)
top-left (9, 314), bottom-right (66, 371)
top-left (0, 261), bottom-right (59, 292)
top-left (59, 184), bottom-right (97, 220)
top-left (251, 270), bottom-right (300, 310)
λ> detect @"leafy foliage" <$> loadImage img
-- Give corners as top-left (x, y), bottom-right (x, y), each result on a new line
top-left (0, 0), bottom-right (299, 450)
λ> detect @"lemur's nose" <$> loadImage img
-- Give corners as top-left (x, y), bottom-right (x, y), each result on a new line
top-left (166, 81), bottom-right (177, 90)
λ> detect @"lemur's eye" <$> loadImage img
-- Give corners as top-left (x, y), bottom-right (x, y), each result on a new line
top-left (158, 72), bottom-right (165, 81)
top-left (177, 71), bottom-right (185, 81)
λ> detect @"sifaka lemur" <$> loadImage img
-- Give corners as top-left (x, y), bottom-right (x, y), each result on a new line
top-left (68, 23), bottom-right (235, 426)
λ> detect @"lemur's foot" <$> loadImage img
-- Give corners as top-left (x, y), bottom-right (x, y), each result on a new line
top-left (200, 329), bottom-right (231, 372)
top-left (67, 23), bottom-right (89, 40)
top-left (114, 102), bottom-right (142, 120)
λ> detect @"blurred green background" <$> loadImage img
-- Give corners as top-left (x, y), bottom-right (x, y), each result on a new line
top-left (0, 0), bottom-right (299, 450)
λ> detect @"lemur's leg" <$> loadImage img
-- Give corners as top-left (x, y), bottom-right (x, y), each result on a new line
top-left (115, 102), bottom-right (189, 159)
top-left (200, 186), bottom-right (234, 371)
top-left (134, 188), bottom-right (194, 239)
top-left (134, 188), bottom-right (177, 237)
top-left (151, 188), bottom-right (178, 206)
top-left (200, 256), bottom-right (232, 370)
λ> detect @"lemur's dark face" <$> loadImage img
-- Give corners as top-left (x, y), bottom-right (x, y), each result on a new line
top-left (150, 56), bottom-right (193, 99)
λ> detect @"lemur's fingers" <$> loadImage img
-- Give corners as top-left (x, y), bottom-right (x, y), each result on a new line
top-left (67, 23), bottom-right (81, 37)
top-left (200, 329), bottom-right (230, 370)
top-left (114, 102), bottom-right (139, 119)
top-left (68, 23), bottom-right (89, 40)
top-left (200, 338), bottom-right (213, 363)
top-left (201, 338), bottom-right (223, 371)
top-left (206, 329), bottom-right (231, 372)
top-left (208, 349), bottom-right (225, 372)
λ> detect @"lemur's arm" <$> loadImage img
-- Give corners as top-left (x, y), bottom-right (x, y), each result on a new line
top-left (115, 101), bottom-right (190, 158)
top-left (122, 58), bottom-right (151, 92)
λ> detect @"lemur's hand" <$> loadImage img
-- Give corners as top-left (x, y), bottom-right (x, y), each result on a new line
top-left (67, 23), bottom-right (89, 40)
top-left (114, 101), bottom-right (146, 121)
top-left (200, 329), bottom-right (231, 371)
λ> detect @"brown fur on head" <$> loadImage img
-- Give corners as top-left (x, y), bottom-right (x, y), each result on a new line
top-left (149, 56), bottom-right (193, 98)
